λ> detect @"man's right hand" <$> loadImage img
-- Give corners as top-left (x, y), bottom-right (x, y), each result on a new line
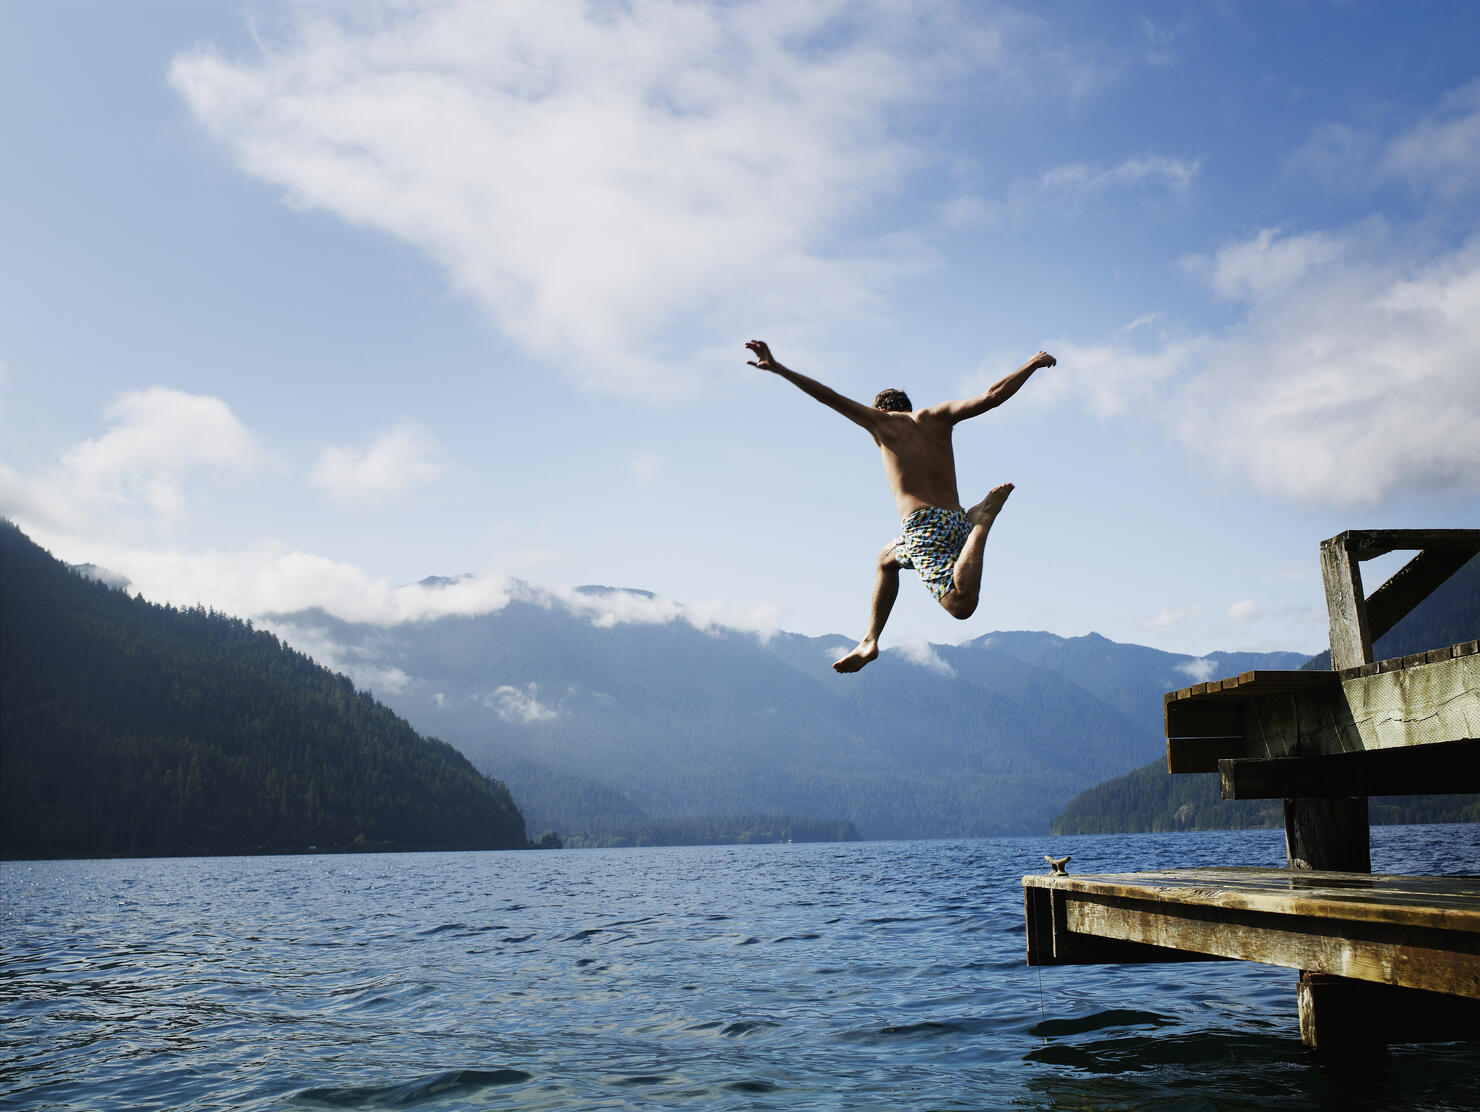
top-left (745, 339), bottom-right (778, 371)
top-left (1032, 350), bottom-right (1056, 370)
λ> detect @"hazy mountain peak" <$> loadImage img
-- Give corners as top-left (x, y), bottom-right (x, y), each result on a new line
top-left (416, 574), bottom-right (474, 589)
top-left (69, 562), bottom-right (131, 592)
top-left (576, 584), bottom-right (657, 600)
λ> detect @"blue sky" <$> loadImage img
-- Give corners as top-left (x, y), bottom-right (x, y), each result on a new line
top-left (3, 0), bottom-right (1477, 670)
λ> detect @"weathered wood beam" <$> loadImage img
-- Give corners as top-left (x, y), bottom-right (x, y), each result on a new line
top-left (1024, 870), bottom-right (1480, 998)
top-left (1024, 886), bottom-right (1225, 966)
top-left (1285, 798), bottom-right (1370, 871)
top-left (1165, 670), bottom-right (1338, 704)
top-left (1366, 549), bottom-right (1478, 643)
top-left (1061, 893), bottom-right (1476, 998)
top-left (1165, 697), bottom-right (1243, 738)
top-left (1342, 528), bottom-right (1480, 560)
top-left (1240, 654), bottom-right (1479, 759)
top-left (1167, 736), bottom-right (1243, 774)
top-left (1322, 535), bottom-right (1373, 671)
top-left (1220, 740), bottom-right (1480, 799)
top-left (1298, 973), bottom-right (1480, 1050)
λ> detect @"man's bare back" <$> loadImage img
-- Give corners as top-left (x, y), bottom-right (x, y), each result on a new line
top-left (746, 340), bottom-right (1055, 672)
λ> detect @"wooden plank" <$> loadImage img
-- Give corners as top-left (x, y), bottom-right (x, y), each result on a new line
top-left (1022, 868), bottom-right (1480, 997)
top-left (1023, 885), bottom-right (1223, 967)
top-left (1367, 550), bottom-right (1478, 643)
top-left (1167, 736), bottom-right (1243, 774)
top-left (1164, 670), bottom-right (1337, 704)
top-left (1343, 528), bottom-right (1480, 560)
top-left (1322, 534), bottom-right (1373, 670)
top-left (1023, 869), bottom-right (1480, 930)
top-left (1064, 894), bottom-right (1477, 997)
top-left (1165, 697), bottom-right (1245, 739)
top-left (1220, 740), bottom-right (1480, 799)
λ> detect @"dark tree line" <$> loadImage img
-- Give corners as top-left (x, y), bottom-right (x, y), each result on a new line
top-left (557, 813), bottom-right (862, 849)
top-left (1, 521), bottom-right (528, 858)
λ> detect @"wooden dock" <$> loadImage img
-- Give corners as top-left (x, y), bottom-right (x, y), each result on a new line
top-left (1025, 868), bottom-right (1479, 997)
top-left (1024, 529), bottom-right (1480, 1048)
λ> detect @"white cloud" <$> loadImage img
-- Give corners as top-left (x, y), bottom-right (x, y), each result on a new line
top-left (0, 388), bottom-right (265, 529)
top-left (1175, 657), bottom-right (1219, 683)
top-left (310, 422), bottom-right (448, 499)
top-left (1057, 141), bottom-right (1480, 508)
top-left (1034, 154), bottom-right (1200, 202)
top-left (1062, 82), bottom-right (1479, 508)
top-left (1227, 598), bottom-right (1263, 623)
top-left (1026, 314), bottom-right (1209, 420)
top-left (892, 636), bottom-right (955, 676)
top-left (15, 526), bottom-right (781, 643)
top-left (483, 682), bottom-right (562, 724)
top-left (1146, 605), bottom-right (1201, 630)
top-left (946, 153), bottom-right (1200, 229)
top-left (168, 0), bottom-right (1013, 396)
top-left (1382, 80), bottom-right (1480, 201)
top-left (965, 153), bottom-right (1200, 226)
top-left (1171, 229), bottom-right (1480, 506)
top-left (1180, 226), bottom-right (1349, 303)
top-left (631, 449), bottom-right (662, 481)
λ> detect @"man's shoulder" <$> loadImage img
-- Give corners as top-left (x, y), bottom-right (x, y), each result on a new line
top-left (911, 403), bottom-right (960, 426)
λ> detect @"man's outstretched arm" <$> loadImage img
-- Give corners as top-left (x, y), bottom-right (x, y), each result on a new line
top-left (746, 340), bottom-right (884, 432)
top-left (928, 350), bottom-right (1056, 424)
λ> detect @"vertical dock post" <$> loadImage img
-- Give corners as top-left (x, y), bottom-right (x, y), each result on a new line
top-left (1290, 534), bottom-right (1379, 1047)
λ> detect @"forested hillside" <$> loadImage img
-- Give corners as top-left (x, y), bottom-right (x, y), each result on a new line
top-left (1053, 553), bottom-right (1480, 834)
top-left (0, 522), bottom-right (528, 858)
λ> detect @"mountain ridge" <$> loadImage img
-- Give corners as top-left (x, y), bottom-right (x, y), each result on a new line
top-left (264, 595), bottom-right (1305, 841)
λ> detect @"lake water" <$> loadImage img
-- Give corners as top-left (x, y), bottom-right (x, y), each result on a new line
top-left (3, 827), bottom-right (1478, 1111)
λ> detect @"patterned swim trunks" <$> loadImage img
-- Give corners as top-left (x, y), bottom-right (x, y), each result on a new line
top-left (893, 506), bottom-right (971, 602)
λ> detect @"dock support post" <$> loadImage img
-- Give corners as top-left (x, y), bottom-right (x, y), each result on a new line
top-left (1289, 533), bottom-right (1400, 1048)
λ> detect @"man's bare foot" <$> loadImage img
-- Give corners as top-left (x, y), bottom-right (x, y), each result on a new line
top-left (966, 483), bottom-right (1013, 527)
top-left (833, 639), bottom-right (879, 673)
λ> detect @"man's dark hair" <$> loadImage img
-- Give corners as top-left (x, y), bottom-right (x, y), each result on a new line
top-left (873, 388), bottom-right (912, 412)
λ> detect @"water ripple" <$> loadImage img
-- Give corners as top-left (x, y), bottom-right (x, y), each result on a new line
top-left (2, 826), bottom-right (1477, 1110)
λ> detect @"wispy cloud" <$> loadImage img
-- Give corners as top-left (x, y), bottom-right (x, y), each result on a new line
top-left (631, 449), bottom-right (662, 481)
top-left (1381, 79), bottom-right (1480, 201)
top-left (1171, 227), bottom-right (1480, 506)
top-left (168, 0), bottom-right (1016, 396)
top-left (482, 683), bottom-right (562, 724)
top-left (1175, 657), bottom-right (1219, 683)
top-left (1146, 605), bottom-right (1201, 630)
top-left (951, 153), bottom-right (1201, 228)
top-left (310, 423), bottom-right (449, 500)
top-left (1226, 598), bottom-right (1264, 623)
top-left (1049, 82), bottom-right (1480, 509)
top-left (892, 636), bottom-right (955, 676)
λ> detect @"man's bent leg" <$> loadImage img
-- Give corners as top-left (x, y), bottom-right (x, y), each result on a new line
top-left (834, 541), bottom-right (901, 673)
top-left (940, 483), bottom-right (1013, 620)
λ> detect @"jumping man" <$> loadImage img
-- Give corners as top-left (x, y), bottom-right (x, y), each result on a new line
top-left (745, 340), bottom-right (1056, 673)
